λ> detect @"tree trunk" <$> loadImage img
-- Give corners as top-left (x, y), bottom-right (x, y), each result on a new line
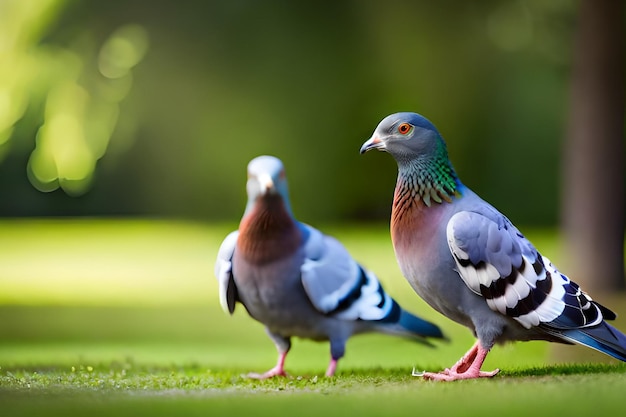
top-left (562, 0), bottom-right (625, 295)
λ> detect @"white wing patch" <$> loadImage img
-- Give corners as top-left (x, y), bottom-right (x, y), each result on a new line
top-left (300, 224), bottom-right (395, 321)
top-left (332, 267), bottom-right (395, 321)
top-left (514, 256), bottom-right (566, 328)
top-left (214, 230), bottom-right (239, 314)
top-left (447, 211), bottom-right (567, 329)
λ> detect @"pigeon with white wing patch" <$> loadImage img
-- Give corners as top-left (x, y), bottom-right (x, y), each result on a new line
top-left (361, 112), bottom-right (626, 381)
top-left (215, 155), bottom-right (444, 378)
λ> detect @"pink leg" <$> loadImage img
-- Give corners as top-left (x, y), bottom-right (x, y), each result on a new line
top-left (247, 351), bottom-right (289, 379)
top-left (421, 341), bottom-right (500, 381)
top-left (448, 341), bottom-right (480, 373)
top-left (325, 358), bottom-right (338, 377)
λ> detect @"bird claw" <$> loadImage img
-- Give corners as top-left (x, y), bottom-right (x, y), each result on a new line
top-left (411, 367), bottom-right (425, 377)
top-left (421, 368), bottom-right (500, 381)
top-left (246, 368), bottom-right (289, 379)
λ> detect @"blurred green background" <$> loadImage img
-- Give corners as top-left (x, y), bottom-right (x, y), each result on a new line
top-left (0, 0), bottom-right (625, 394)
top-left (0, 0), bottom-right (582, 224)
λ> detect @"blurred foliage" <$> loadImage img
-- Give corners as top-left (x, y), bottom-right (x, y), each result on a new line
top-left (27, 23), bottom-right (148, 195)
top-left (0, 0), bottom-right (610, 225)
top-left (0, 0), bottom-right (148, 197)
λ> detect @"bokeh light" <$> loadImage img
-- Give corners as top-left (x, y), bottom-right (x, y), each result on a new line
top-left (0, 0), bottom-right (59, 163)
top-left (98, 24), bottom-right (149, 80)
top-left (19, 20), bottom-right (150, 195)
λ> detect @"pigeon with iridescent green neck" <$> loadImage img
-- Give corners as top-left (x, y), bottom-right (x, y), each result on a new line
top-left (215, 155), bottom-right (445, 378)
top-left (360, 112), bottom-right (626, 381)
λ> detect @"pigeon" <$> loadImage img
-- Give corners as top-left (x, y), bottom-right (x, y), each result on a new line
top-left (360, 112), bottom-right (626, 381)
top-left (215, 155), bottom-right (445, 378)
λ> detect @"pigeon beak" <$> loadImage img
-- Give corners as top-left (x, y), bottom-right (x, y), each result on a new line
top-left (258, 173), bottom-right (275, 194)
top-left (360, 136), bottom-right (385, 154)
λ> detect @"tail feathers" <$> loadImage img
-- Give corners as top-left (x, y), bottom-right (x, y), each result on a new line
top-left (555, 322), bottom-right (626, 362)
top-left (377, 301), bottom-right (446, 343)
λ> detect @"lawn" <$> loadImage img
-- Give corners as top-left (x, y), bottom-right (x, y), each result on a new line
top-left (0, 218), bottom-right (625, 416)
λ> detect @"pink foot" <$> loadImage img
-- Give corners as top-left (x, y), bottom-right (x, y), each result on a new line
top-left (247, 351), bottom-right (288, 379)
top-left (247, 366), bottom-right (288, 379)
top-left (421, 368), bottom-right (499, 381)
top-left (414, 340), bottom-right (499, 382)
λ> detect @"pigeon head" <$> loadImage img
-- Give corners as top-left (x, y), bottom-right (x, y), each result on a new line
top-left (245, 155), bottom-right (292, 214)
top-left (360, 112), bottom-right (460, 206)
top-left (360, 112), bottom-right (444, 163)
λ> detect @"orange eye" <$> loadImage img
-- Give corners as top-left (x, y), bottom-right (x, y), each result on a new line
top-left (398, 123), bottom-right (412, 135)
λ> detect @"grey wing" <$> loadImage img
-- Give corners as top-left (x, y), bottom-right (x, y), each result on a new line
top-left (214, 230), bottom-right (239, 314)
top-left (300, 224), bottom-right (394, 321)
top-left (446, 210), bottom-right (568, 329)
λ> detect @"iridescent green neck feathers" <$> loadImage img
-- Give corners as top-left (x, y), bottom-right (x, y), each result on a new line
top-left (396, 144), bottom-right (460, 207)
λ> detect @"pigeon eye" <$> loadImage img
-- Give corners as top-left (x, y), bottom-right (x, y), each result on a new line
top-left (279, 170), bottom-right (286, 180)
top-left (398, 123), bottom-right (412, 135)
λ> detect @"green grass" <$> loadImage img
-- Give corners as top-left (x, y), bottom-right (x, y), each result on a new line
top-left (0, 219), bottom-right (625, 416)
